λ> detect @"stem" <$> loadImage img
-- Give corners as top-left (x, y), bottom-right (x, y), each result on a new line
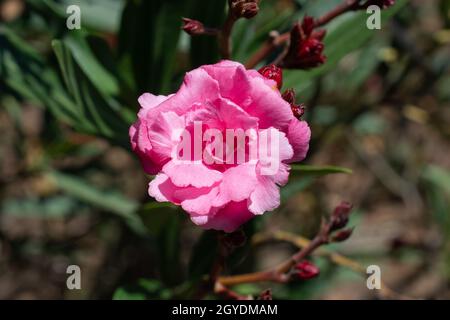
top-left (210, 233), bottom-right (226, 284)
top-left (275, 227), bottom-right (329, 274)
top-left (219, 12), bottom-right (237, 59)
top-left (218, 270), bottom-right (280, 286)
top-left (214, 282), bottom-right (251, 300)
top-left (251, 230), bottom-right (411, 299)
top-left (314, 0), bottom-right (361, 27)
top-left (203, 27), bottom-right (221, 36)
top-left (218, 220), bottom-right (330, 286)
top-left (245, 32), bottom-right (290, 69)
top-left (192, 231), bottom-right (226, 299)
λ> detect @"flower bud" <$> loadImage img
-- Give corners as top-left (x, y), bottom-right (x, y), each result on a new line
top-left (229, 0), bottom-right (259, 19)
top-left (258, 64), bottom-right (283, 89)
top-left (259, 289), bottom-right (272, 300)
top-left (282, 88), bottom-right (305, 119)
top-left (282, 88), bottom-right (295, 104)
top-left (282, 16), bottom-right (327, 70)
top-left (365, 0), bottom-right (395, 9)
top-left (330, 201), bottom-right (353, 231)
top-left (291, 104), bottom-right (305, 119)
top-left (182, 18), bottom-right (205, 35)
top-left (331, 227), bottom-right (354, 242)
top-left (294, 260), bottom-right (320, 280)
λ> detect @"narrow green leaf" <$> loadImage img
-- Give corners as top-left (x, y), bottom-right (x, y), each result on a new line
top-left (422, 165), bottom-right (450, 196)
top-left (188, 0), bottom-right (227, 67)
top-left (118, 0), bottom-right (185, 94)
top-left (290, 164), bottom-right (353, 176)
top-left (64, 32), bottom-right (119, 96)
top-left (158, 214), bottom-right (183, 286)
top-left (113, 279), bottom-right (171, 300)
top-left (188, 230), bottom-right (219, 280)
top-left (47, 170), bottom-right (146, 235)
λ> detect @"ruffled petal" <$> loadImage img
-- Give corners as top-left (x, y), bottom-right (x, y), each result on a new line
top-left (249, 175), bottom-right (280, 215)
top-left (162, 160), bottom-right (222, 188)
top-left (192, 201), bottom-right (254, 233)
top-left (286, 119), bottom-right (311, 162)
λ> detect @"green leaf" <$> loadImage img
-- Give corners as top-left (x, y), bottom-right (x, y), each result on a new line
top-left (138, 201), bottom-right (178, 236)
top-left (282, 165), bottom-right (351, 200)
top-left (187, 0), bottom-right (227, 67)
top-left (423, 165), bottom-right (450, 196)
top-left (64, 32), bottom-right (119, 96)
top-left (113, 279), bottom-right (171, 300)
top-left (138, 201), bottom-right (184, 285)
top-left (118, 0), bottom-right (185, 94)
top-left (46, 170), bottom-right (146, 235)
top-left (28, 0), bottom-right (124, 33)
top-left (158, 214), bottom-right (183, 286)
top-left (0, 27), bottom-right (88, 131)
top-left (52, 37), bottom-right (130, 146)
top-left (188, 230), bottom-right (219, 280)
top-left (290, 164), bottom-right (353, 177)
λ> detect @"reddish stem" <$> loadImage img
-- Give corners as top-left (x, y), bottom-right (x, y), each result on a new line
top-left (314, 0), bottom-right (361, 27)
top-left (219, 12), bottom-right (238, 59)
top-left (218, 220), bottom-right (330, 286)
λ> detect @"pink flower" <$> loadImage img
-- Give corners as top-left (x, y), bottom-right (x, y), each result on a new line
top-left (129, 60), bottom-right (310, 232)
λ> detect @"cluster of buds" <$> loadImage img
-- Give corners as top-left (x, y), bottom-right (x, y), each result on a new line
top-left (282, 16), bottom-right (326, 70)
top-left (228, 0), bottom-right (260, 19)
top-left (256, 65), bottom-right (306, 119)
top-left (258, 64), bottom-right (305, 119)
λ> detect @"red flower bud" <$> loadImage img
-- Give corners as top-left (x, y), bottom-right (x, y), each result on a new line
top-left (331, 227), bottom-right (354, 242)
top-left (365, 0), bottom-right (395, 9)
top-left (181, 18), bottom-right (205, 35)
top-left (291, 104), bottom-right (305, 119)
top-left (282, 88), bottom-right (305, 119)
top-left (259, 289), bottom-right (272, 300)
top-left (330, 201), bottom-right (353, 231)
top-left (282, 16), bottom-right (327, 70)
top-left (301, 16), bottom-right (315, 37)
top-left (281, 88), bottom-right (295, 104)
top-left (294, 260), bottom-right (320, 280)
top-left (258, 64), bottom-right (283, 89)
top-left (229, 0), bottom-right (259, 19)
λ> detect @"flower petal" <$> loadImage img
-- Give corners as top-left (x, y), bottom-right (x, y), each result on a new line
top-left (286, 119), bottom-right (311, 162)
top-left (249, 176), bottom-right (280, 215)
top-left (245, 76), bottom-right (293, 130)
top-left (192, 201), bottom-right (254, 233)
top-left (163, 160), bottom-right (222, 188)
